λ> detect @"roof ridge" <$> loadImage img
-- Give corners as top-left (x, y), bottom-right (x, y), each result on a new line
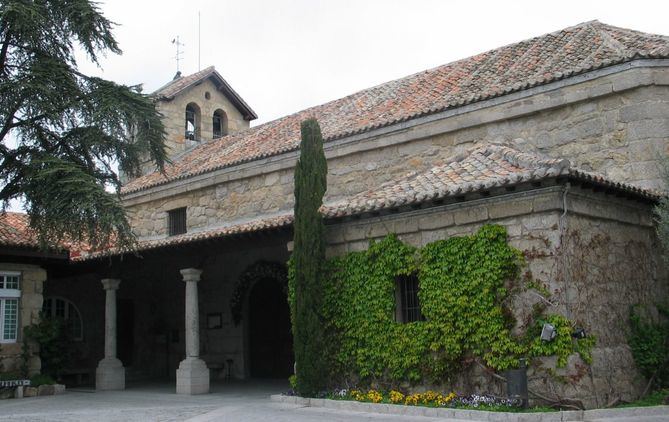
top-left (123, 21), bottom-right (669, 195)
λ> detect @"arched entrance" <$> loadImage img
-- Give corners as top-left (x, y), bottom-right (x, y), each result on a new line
top-left (248, 277), bottom-right (293, 378)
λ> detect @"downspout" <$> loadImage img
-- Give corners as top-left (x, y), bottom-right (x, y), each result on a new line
top-left (559, 182), bottom-right (571, 319)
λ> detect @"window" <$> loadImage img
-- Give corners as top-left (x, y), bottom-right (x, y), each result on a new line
top-left (0, 272), bottom-right (21, 343)
top-left (212, 109), bottom-right (228, 139)
top-left (185, 103), bottom-right (201, 141)
top-left (42, 297), bottom-right (83, 341)
top-left (395, 274), bottom-right (425, 323)
top-left (168, 207), bottom-right (187, 236)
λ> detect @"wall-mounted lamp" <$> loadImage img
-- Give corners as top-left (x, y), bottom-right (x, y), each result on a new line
top-left (540, 323), bottom-right (557, 342)
top-left (571, 328), bottom-right (587, 339)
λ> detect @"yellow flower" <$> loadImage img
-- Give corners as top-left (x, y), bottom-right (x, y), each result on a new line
top-left (366, 390), bottom-right (383, 403)
top-left (351, 390), bottom-right (365, 401)
top-left (389, 390), bottom-right (405, 404)
top-left (404, 393), bottom-right (421, 406)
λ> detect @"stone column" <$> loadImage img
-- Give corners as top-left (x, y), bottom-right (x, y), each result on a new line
top-left (176, 268), bottom-right (209, 394)
top-left (95, 278), bottom-right (125, 390)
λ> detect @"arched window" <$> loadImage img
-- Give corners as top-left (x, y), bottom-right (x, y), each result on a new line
top-left (43, 297), bottom-right (83, 341)
top-left (212, 109), bottom-right (228, 139)
top-left (185, 103), bottom-right (201, 141)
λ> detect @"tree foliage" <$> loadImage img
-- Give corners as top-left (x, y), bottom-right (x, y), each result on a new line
top-left (291, 118), bottom-right (328, 396)
top-left (0, 0), bottom-right (167, 249)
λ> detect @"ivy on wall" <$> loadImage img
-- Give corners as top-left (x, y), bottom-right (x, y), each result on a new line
top-left (289, 225), bottom-right (594, 387)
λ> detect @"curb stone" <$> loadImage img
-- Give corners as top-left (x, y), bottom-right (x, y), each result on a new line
top-left (270, 395), bottom-right (669, 421)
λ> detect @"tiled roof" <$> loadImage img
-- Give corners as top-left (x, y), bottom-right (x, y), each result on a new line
top-left (0, 212), bottom-right (37, 248)
top-left (0, 212), bottom-right (96, 258)
top-left (123, 21), bottom-right (669, 195)
top-left (152, 66), bottom-right (258, 120)
top-left (80, 146), bottom-right (659, 260)
top-left (325, 145), bottom-right (660, 218)
top-left (74, 214), bottom-right (293, 261)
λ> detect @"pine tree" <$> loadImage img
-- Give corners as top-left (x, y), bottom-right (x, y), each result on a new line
top-left (0, 1), bottom-right (167, 249)
top-left (292, 118), bottom-right (328, 396)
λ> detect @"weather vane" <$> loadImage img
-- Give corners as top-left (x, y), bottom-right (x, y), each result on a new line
top-left (171, 36), bottom-right (185, 73)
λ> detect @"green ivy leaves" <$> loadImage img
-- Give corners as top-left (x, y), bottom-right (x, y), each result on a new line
top-left (289, 224), bottom-right (595, 387)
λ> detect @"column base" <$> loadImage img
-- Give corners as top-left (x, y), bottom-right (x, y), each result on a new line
top-left (96, 358), bottom-right (125, 390)
top-left (176, 357), bottom-right (210, 395)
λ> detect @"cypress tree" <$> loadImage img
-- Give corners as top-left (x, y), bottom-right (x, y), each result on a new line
top-left (292, 118), bottom-right (328, 396)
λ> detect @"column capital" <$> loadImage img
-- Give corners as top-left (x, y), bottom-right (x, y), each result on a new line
top-left (101, 278), bottom-right (121, 290)
top-left (180, 268), bottom-right (203, 283)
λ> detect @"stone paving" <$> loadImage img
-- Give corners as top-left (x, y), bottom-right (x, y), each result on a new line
top-left (0, 380), bottom-right (667, 422)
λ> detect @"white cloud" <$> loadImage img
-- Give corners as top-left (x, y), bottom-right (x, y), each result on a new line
top-left (75, 0), bottom-right (668, 125)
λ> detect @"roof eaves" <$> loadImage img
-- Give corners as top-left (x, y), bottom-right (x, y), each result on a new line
top-left (211, 69), bottom-right (258, 120)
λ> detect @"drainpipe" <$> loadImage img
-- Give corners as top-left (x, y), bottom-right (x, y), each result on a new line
top-left (559, 183), bottom-right (572, 319)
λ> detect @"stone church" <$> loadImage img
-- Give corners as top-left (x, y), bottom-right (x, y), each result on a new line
top-left (1, 21), bottom-right (668, 407)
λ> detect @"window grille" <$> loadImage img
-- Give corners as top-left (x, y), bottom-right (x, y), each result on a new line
top-left (168, 207), bottom-right (187, 236)
top-left (396, 274), bottom-right (425, 323)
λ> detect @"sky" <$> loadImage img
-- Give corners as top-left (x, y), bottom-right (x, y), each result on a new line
top-left (77, 0), bottom-right (669, 126)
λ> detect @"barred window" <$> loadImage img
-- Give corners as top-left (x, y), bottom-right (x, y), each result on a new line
top-left (168, 207), bottom-right (187, 236)
top-left (395, 274), bottom-right (425, 323)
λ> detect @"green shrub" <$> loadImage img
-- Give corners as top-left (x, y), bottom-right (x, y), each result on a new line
top-left (29, 374), bottom-right (55, 387)
top-left (629, 305), bottom-right (669, 388)
top-left (0, 371), bottom-right (22, 381)
top-left (23, 317), bottom-right (71, 380)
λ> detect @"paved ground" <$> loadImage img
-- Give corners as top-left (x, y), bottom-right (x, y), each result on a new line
top-left (0, 380), bottom-right (667, 421)
top-left (0, 380), bottom-right (452, 422)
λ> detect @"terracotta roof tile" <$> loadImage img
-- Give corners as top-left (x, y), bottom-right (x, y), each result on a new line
top-left (81, 146), bottom-right (660, 260)
top-left (0, 212), bottom-right (97, 257)
top-left (74, 214), bottom-right (293, 261)
top-left (152, 66), bottom-right (257, 120)
top-left (324, 145), bottom-right (660, 218)
top-left (123, 21), bottom-right (669, 194)
top-left (0, 212), bottom-right (36, 248)
top-left (153, 66), bottom-right (216, 99)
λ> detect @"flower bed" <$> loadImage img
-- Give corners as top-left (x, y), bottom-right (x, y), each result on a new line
top-left (328, 388), bottom-right (552, 412)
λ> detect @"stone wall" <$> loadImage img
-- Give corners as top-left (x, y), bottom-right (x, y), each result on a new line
top-left (124, 64), bottom-right (669, 240)
top-left (0, 263), bottom-right (45, 376)
top-left (323, 185), bottom-right (665, 408)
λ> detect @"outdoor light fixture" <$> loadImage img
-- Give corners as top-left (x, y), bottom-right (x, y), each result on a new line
top-left (571, 328), bottom-right (587, 339)
top-left (540, 323), bottom-right (557, 342)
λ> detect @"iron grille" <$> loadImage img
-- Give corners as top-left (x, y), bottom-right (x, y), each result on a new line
top-left (168, 207), bottom-right (187, 236)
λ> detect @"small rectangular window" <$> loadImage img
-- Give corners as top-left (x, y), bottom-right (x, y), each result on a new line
top-left (168, 207), bottom-right (187, 236)
top-left (0, 273), bottom-right (20, 290)
top-left (395, 274), bottom-right (425, 323)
